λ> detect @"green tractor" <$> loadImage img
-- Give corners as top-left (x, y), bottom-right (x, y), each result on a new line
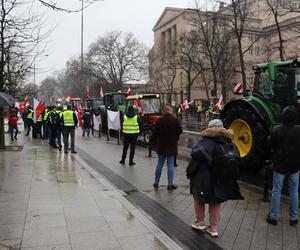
top-left (221, 59), bottom-right (300, 170)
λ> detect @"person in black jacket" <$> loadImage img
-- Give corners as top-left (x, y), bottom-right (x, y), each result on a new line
top-left (186, 119), bottom-right (243, 237)
top-left (152, 104), bottom-right (182, 190)
top-left (81, 108), bottom-right (93, 137)
top-left (266, 106), bottom-right (300, 226)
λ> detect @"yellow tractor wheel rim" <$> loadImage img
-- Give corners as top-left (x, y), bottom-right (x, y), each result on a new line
top-left (229, 119), bottom-right (253, 158)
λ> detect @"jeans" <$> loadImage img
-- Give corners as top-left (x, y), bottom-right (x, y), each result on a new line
top-left (270, 171), bottom-right (299, 221)
top-left (154, 154), bottom-right (175, 186)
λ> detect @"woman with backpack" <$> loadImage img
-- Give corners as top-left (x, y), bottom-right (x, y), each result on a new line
top-left (186, 119), bottom-right (243, 237)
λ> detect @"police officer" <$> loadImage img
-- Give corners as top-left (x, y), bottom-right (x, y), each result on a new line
top-left (56, 106), bottom-right (63, 151)
top-left (61, 105), bottom-right (78, 154)
top-left (25, 106), bottom-right (33, 136)
top-left (197, 104), bottom-right (203, 122)
top-left (48, 106), bottom-right (58, 148)
top-left (43, 107), bottom-right (50, 140)
top-left (119, 105), bottom-right (141, 166)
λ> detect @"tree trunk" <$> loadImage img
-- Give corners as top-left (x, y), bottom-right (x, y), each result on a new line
top-left (238, 39), bottom-right (247, 93)
top-left (0, 107), bottom-right (5, 149)
top-left (274, 14), bottom-right (284, 61)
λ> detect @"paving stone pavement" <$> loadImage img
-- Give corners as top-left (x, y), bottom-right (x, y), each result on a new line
top-left (74, 130), bottom-right (300, 250)
top-left (0, 133), bottom-right (182, 250)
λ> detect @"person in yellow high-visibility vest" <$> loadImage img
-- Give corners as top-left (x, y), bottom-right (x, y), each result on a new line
top-left (25, 106), bottom-right (33, 136)
top-left (119, 105), bottom-right (141, 166)
top-left (61, 105), bottom-right (78, 154)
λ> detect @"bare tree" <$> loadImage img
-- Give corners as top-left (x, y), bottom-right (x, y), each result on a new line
top-left (150, 45), bottom-right (178, 103)
top-left (224, 0), bottom-right (261, 92)
top-left (39, 76), bottom-right (61, 104)
top-left (265, 0), bottom-right (300, 61)
top-left (0, 0), bottom-right (46, 148)
top-left (87, 31), bottom-right (148, 87)
top-left (177, 31), bottom-right (205, 102)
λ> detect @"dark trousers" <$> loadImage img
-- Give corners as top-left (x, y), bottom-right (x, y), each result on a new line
top-left (121, 134), bottom-right (138, 163)
top-left (56, 127), bottom-right (62, 149)
top-left (43, 124), bottom-right (49, 139)
top-left (9, 124), bottom-right (18, 140)
top-left (50, 125), bottom-right (57, 147)
top-left (26, 119), bottom-right (33, 135)
top-left (37, 121), bottom-right (43, 138)
top-left (63, 127), bottom-right (75, 152)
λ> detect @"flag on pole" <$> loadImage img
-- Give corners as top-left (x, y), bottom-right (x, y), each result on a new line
top-left (127, 87), bottom-right (131, 96)
top-left (135, 99), bottom-right (144, 113)
top-left (216, 95), bottom-right (224, 110)
top-left (85, 86), bottom-right (91, 98)
top-left (24, 96), bottom-right (30, 107)
top-left (33, 98), bottom-right (45, 123)
top-left (100, 87), bottom-right (104, 98)
top-left (234, 82), bottom-right (243, 94)
top-left (182, 97), bottom-right (189, 110)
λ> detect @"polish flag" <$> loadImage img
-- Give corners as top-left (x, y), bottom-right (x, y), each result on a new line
top-left (100, 87), bottom-right (104, 98)
top-left (127, 87), bottom-right (131, 96)
top-left (85, 86), bottom-right (91, 98)
top-left (182, 98), bottom-right (189, 110)
top-left (33, 98), bottom-right (45, 123)
top-left (234, 82), bottom-right (243, 94)
top-left (135, 99), bottom-right (144, 113)
top-left (216, 95), bottom-right (224, 110)
top-left (24, 96), bottom-right (30, 107)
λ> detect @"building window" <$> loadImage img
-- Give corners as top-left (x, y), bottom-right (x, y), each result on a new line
top-left (249, 47), bottom-right (255, 55)
top-left (267, 48), bottom-right (272, 55)
top-left (249, 34), bottom-right (254, 41)
top-left (255, 47), bottom-right (260, 56)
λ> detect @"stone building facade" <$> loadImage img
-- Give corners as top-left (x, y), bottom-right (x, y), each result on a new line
top-left (148, 0), bottom-right (300, 106)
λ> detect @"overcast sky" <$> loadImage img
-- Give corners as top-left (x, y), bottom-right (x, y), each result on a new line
top-left (34, 0), bottom-right (194, 84)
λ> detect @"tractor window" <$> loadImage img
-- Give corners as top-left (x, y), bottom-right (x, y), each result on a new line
top-left (140, 98), bottom-right (160, 114)
top-left (295, 71), bottom-right (300, 98)
top-left (254, 69), bottom-right (274, 98)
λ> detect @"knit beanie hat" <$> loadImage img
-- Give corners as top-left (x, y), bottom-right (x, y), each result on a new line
top-left (208, 119), bottom-right (224, 128)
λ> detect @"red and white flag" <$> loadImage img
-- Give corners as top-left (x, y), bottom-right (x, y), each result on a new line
top-left (182, 98), bottom-right (189, 110)
top-left (127, 87), bottom-right (131, 96)
top-left (85, 86), bottom-right (91, 98)
top-left (100, 87), bottom-right (104, 98)
top-left (234, 82), bottom-right (243, 94)
top-left (216, 95), bottom-right (224, 110)
top-left (24, 96), bottom-right (30, 107)
top-left (33, 98), bottom-right (45, 123)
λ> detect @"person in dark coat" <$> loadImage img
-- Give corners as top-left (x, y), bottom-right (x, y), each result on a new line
top-left (81, 108), bottom-right (93, 137)
top-left (266, 106), bottom-right (300, 226)
top-left (152, 104), bottom-right (182, 190)
top-left (186, 119), bottom-right (243, 237)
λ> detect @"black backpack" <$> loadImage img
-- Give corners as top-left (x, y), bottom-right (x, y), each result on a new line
top-left (211, 141), bottom-right (240, 183)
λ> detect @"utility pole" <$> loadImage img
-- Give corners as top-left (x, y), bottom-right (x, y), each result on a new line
top-left (81, 0), bottom-right (84, 71)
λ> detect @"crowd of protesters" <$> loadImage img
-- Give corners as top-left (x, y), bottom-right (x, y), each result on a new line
top-left (7, 100), bottom-right (299, 238)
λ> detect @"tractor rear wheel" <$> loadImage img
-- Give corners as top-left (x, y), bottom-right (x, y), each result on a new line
top-left (222, 103), bottom-right (269, 171)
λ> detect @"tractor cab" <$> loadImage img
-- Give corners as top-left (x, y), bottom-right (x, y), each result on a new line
top-left (104, 92), bottom-right (127, 113)
top-left (253, 59), bottom-right (300, 120)
top-left (126, 94), bottom-right (162, 144)
top-left (86, 97), bottom-right (105, 115)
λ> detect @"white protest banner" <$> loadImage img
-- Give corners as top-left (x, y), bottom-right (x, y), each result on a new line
top-left (107, 110), bottom-right (120, 131)
top-left (93, 114), bottom-right (101, 130)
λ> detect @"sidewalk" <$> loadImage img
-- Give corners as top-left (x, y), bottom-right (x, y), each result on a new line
top-left (0, 135), bottom-right (182, 250)
top-left (74, 131), bottom-right (300, 250)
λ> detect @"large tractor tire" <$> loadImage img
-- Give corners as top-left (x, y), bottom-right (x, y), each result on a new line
top-left (222, 103), bottom-right (270, 171)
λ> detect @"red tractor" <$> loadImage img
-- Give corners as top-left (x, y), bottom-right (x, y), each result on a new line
top-left (126, 94), bottom-right (162, 144)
